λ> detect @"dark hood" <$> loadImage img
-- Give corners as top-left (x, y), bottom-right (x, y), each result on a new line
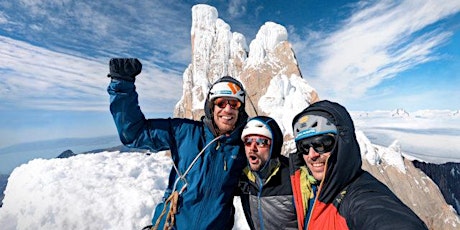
top-left (292, 100), bottom-right (363, 204)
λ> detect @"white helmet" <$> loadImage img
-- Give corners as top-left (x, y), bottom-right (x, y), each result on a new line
top-left (209, 81), bottom-right (245, 103)
top-left (241, 119), bottom-right (272, 141)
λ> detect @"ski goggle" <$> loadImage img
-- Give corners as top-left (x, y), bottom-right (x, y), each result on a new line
top-left (243, 137), bottom-right (271, 148)
top-left (297, 134), bottom-right (336, 155)
top-left (214, 98), bottom-right (242, 109)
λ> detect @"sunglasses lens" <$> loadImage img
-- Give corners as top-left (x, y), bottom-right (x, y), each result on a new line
top-left (213, 98), bottom-right (224, 108)
top-left (298, 135), bottom-right (336, 155)
top-left (244, 137), bottom-right (270, 147)
top-left (228, 100), bottom-right (241, 109)
top-left (216, 100), bottom-right (226, 109)
top-left (214, 98), bottom-right (241, 109)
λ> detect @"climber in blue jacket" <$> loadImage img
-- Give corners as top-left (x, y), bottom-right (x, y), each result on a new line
top-left (107, 58), bottom-right (249, 229)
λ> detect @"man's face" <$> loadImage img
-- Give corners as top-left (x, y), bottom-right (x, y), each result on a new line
top-left (298, 134), bottom-right (336, 181)
top-left (213, 97), bottom-right (240, 134)
top-left (303, 149), bottom-right (331, 181)
top-left (243, 134), bottom-right (271, 171)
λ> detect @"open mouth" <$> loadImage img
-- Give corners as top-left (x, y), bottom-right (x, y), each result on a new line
top-left (248, 154), bottom-right (259, 164)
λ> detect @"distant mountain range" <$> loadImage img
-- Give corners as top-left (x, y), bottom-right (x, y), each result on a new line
top-left (0, 174), bottom-right (10, 208)
top-left (56, 145), bottom-right (150, 158)
top-left (0, 135), bottom-right (121, 155)
top-left (0, 174), bottom-right (8, 207)
top-left (0, 135), bottom-right (122, 174)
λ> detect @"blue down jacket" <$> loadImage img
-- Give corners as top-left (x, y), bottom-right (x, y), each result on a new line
top-left (108, 79), bottom-right (247, 229)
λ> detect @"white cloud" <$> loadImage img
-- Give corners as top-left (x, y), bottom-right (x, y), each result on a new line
top-left (0, 11), bottom-right (7, 24)
top-left (0, 36), bottom-right (182, 112)
top-left (2, 1), bottom-right (193, 63)
top-left (295, 0), bottom-right (460, 103)
top-left (228, 0), bottom-right (248, 18)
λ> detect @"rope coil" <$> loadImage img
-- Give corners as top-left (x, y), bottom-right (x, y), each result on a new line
top-left (152, 191), bottom-right (179, 230)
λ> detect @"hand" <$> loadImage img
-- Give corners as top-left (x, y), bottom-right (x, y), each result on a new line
top-left (107, 58), bottom-right (142, 82)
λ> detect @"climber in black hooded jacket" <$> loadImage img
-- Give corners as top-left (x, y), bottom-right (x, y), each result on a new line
top-left (289, 100), bottom-right (428, 230)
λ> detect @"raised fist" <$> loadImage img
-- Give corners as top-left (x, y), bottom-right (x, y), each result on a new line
top-left (107, 58), bottom-right (142, 82)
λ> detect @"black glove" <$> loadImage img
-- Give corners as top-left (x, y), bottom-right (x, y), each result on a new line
top-left (107, 58), bottom-right (142, 82)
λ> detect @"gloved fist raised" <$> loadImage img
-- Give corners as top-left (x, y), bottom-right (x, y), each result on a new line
top-left (107, 58), bottom-right (142, 82)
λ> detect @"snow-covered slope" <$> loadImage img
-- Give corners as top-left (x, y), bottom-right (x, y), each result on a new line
top-left (0, 151), bottom-right (171, 229)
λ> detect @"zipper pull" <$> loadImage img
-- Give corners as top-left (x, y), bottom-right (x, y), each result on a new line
top-left (224, 159), bottom-right (227, 171)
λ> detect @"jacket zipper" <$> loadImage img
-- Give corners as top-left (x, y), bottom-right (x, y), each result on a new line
top-left (257, 175), bottom-right (265, 230)
top-left (194, 140), bottom-right (223, 228)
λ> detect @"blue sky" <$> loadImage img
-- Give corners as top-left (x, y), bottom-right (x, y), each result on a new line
top-left (0, 0), bottom-right (459, 148)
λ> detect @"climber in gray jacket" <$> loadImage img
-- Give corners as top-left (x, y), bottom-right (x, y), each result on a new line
top-left (238, 116), bottom-right (297, 230)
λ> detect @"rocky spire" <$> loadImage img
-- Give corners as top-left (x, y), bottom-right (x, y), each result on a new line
top-left (174, 4), bottom-right (318, 124)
